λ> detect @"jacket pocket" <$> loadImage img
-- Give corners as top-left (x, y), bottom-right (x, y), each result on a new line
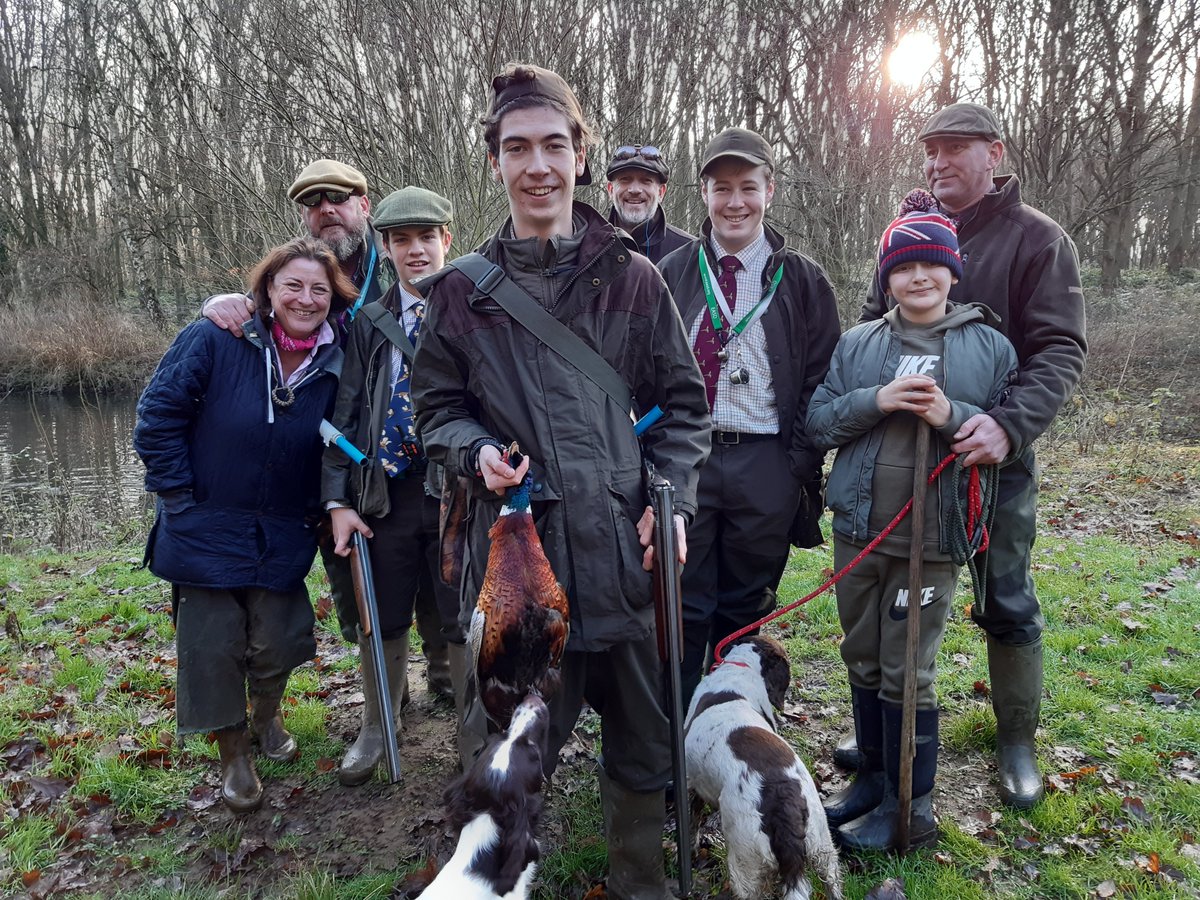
top-left (353, 458), bottom-right (391, 518)
top-left (607, 475), bottom-right (652, 611)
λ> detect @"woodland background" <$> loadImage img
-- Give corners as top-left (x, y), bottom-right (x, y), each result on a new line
top-left (1, 0), bottom-right (1199, 332)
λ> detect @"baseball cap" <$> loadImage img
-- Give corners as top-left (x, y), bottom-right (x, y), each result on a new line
top-left (486, 64), bottom-right (593, 185)
top-left (698, 128), bottom-right (775, 177)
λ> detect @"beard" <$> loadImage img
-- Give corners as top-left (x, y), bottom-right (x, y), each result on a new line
top-left (321, 224), bottom-right (368, 261)
top-left (614, 195), bottom-right (659, 228)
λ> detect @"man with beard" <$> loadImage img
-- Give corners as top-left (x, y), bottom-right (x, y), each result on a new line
top-left (201, 161), bottom-right (457, 709)
top-left (605, 143), bottom-right (693, 264)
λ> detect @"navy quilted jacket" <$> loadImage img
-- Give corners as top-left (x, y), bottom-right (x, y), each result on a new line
top-left (134, 316), bottom-right (343, 592)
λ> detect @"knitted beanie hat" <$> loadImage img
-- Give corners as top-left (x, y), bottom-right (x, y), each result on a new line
top-left (877, 189), bottom-right (963, 293)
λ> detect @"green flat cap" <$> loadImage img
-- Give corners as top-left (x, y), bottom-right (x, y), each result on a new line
top-left (287, 159), bottom-right (368, 202)
top-left (374, 186), bottom-right (454, 231)
top-left (918, 103), bottom-right (1003, 142)
top-left (699, 127), bottom-right (774, 176)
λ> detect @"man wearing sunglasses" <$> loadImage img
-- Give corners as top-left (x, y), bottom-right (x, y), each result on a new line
top-left (199, 161), bottom-right (459, 713)
top-left (202, 159), bottom-right (385, 339)
top-left (604, 144), bottom-right (693, 264)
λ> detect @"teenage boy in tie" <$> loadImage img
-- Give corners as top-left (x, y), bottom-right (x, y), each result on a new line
top-left (659, 128), bottom-right (840, 708)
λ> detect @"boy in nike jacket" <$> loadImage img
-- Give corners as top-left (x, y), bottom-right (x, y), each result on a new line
top-left (806, 190), bottom-right (1018, 852)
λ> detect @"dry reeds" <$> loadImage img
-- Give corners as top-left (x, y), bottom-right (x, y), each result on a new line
top-left (0, 301), bottom-right (170, 393)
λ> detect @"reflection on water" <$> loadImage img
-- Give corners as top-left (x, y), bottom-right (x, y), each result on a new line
top-left (0, 390), bottom-right (153, 552)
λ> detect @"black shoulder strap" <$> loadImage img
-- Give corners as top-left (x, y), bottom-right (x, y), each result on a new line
top-left (447, 253), bottom-right (633, 412)
top-left (361, 300), bottom-right (417, 363)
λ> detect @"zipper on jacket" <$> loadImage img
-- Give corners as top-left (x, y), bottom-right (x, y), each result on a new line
top-left (551, 234), bottom-right (615, 313)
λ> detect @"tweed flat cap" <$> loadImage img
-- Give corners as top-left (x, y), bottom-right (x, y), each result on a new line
top-left (287, 159), bottom-right (368, 202)
top-left (699, 128), bottom-right (775, 176)
top-left (374, 186), bottom-right (454, 230)
top-left (918, 103), bottom-right (1003, 142)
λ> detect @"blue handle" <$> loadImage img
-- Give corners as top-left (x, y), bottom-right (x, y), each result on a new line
top-left (320, 419), bottom-right (367, 466)
top-left (634, 405), bottom-right (664, 437)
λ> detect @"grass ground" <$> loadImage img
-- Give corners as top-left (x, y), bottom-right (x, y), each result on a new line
top-left (1, 438), bottom-right (1199, 899)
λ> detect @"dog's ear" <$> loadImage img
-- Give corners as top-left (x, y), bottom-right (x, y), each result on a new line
top-left (754, 637), bottom-right (792, 709)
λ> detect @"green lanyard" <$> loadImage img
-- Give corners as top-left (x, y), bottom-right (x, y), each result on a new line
top-left (697, 246), bottom-right (784, 339)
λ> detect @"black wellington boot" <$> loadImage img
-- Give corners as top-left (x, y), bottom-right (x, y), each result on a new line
top-left (837, 703), bottom-right (939, 852)
top-left (824, 685), bottom-right (885, 826)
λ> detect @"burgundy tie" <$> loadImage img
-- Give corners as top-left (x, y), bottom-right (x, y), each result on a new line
top-left (693, 255), bottom-right (741, 410)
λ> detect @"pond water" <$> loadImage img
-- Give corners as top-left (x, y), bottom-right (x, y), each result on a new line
top-left (0, 390), bottom-right (153, 552)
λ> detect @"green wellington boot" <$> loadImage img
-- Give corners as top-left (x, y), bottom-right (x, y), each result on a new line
top-left (339, 628), bottom-right (408, 786)
top-left (988, 635), bottom-right (1045, 808)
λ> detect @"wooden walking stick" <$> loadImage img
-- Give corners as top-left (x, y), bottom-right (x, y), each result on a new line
top-left (898, 420), bottom-right (931, 853)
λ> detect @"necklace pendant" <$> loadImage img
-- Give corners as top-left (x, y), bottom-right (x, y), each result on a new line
top-left (271, 384), bottom-right (296, 408)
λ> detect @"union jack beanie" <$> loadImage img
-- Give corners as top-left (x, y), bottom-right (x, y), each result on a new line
top-left (877, 189), bottom-right (963, 293)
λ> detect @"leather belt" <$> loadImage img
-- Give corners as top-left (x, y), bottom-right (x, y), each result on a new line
top-left (713, 430), bottom-right (776, 445)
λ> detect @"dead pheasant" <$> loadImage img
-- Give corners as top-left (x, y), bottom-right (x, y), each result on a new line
top-left (470, 446), bottom-right (570, 730)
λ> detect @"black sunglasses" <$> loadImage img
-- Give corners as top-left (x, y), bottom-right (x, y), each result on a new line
top-left (613, 145), bottom-right (663, 162)
top-left (297, 190), bottom-right (354, 208)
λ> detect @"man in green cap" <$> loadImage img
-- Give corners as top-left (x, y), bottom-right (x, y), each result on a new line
top-left (201, 165), bottom-right (457, 733)
top-left (658, 127), bottom-right (840, 711)
top-left (319, 185), bottom-right (467, 784)
top-left (846, 102), bottom-right (1087, 810)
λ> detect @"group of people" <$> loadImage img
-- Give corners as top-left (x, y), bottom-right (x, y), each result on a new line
top-left (133, 62), bottom-right (1086, 896)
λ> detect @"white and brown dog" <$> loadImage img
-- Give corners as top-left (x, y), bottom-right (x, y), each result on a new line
top-left (418, 692), bottom-right (548, 900)
top-left (685, 635), bottom-right (843, 900)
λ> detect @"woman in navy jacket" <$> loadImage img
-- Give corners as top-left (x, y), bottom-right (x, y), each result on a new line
top-left (135, 237), bottom-right (352, 812)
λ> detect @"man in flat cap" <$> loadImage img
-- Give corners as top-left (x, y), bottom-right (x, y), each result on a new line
top-left (202, 164), bottom-right (460, 741)
top-left (320, 187), bottom-right (470, 784)
top-left (658, 128), bottom-right (838, 712)
top-left (412, 62), bottom-right (709, 899)
top-left (843, 102), bottom-right (1087, 810)
top-left (605, 143), bottom-right (693, 264)
top-left (203, 159), bottom-right (383, 337)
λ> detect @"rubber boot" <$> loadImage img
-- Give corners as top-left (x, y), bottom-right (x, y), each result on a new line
top-left (414, 592), bottom-right (453, 701)
top-left (988, 635), bottom-right (1045, 808)
top-left (837, 703), bottom-right (938, 852)
top-left (424, 642), bottom-right (453, 700)
top-left (599, 768), bottom-right (674, 900)
top-left (823, 686), bottom-right (885, 826)
top-left (216, 726), bottom-right (263, 813)
top-left (447, 641), bottom-right (487, 771)
top-left (248, 673), bottom-right (298, 763)
top-left (834, 731), bottom-right (864, 770)
top-left (339, 628), bottom-right (408, 786)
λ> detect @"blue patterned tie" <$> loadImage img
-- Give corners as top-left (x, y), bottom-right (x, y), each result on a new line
top-left (379, 303), bottom-right (424, 477)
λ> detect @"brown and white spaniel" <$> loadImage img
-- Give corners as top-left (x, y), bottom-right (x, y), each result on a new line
top-left (685, 635), bottom-right (843, 900)
top-left (418, 692), bottom-right (548, 899)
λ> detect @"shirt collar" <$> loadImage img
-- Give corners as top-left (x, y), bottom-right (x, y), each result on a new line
top-left (709, 226), bottom-right (768, 269)
top-left (398, 285), bottom-right (424, 315)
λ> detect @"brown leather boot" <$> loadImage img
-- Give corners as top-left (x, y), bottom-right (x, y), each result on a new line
top-left (216, 726), bottom-right (263, 813)
top-left (249, 673), bottom-right (298, 763)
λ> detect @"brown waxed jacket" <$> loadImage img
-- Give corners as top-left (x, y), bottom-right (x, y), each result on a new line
top-left (860, 175), bottom-right (1087, 450)
top-left (411, 202), bottom-right (711, 652)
